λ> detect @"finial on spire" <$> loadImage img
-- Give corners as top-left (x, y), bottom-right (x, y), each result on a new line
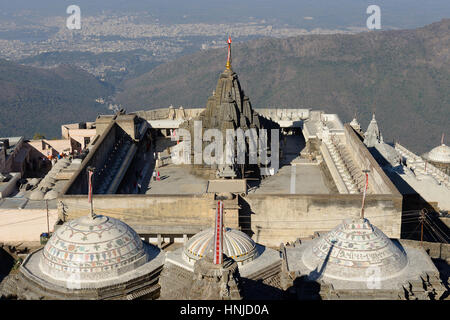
top-left (442, 133), bottom-right (445, 145)
top-left (87, 166), bottom-right (96, 219)
top-left (226, 36), bottom-right (232, 70)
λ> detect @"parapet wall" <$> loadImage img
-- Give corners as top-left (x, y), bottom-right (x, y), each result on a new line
top-left (344, 124), bottom-right (400, 195)
top-left (243, 193), bottom-right (402, 247)
top-left (134, 108), bottom-right (204, 121)
top-left (59, 194), bottom-right (239, 234)
top-left (62, 121), bottom-right (118, 195)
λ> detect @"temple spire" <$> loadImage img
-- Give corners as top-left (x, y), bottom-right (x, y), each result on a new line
top-left (441, 133), bottom-right (445, 145)
top-left (226, 36), bottom-right (232, 70)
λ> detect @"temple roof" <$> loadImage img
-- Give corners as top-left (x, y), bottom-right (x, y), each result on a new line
top-left (183, 227), bottom-right (259, 266)
top-left (302, 217), bottom-right (408, 282)
top-left (364, 114), bottom-right (381, 147)
top-left (423, 143), bottom-right (450, 164)
top-left (40, 215), bottom-right (154, 282)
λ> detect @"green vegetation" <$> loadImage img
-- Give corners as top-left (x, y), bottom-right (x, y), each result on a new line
top-left (0, 60), bottom-right (114, 139)
top-left (32, 133), bottom-right (46, 140)
top-left (117, 19), bottom-right (450, 154)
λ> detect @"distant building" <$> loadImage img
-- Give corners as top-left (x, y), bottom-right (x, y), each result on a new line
top-left (0, 137), bottom-right (31, 176)
top-left (422, 142), bottom-right (450, 175)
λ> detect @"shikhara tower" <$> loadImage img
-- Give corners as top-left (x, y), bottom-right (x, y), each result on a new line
top-left (180, 36), bottom-right (275, 178)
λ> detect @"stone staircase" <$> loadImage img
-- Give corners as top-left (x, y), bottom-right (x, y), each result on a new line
top-left (325, 139), bottom-right (361, 194)
top-left (96, 138), bottom-right (133, 194)
top-left (401, 272), bottom-right (446, 300)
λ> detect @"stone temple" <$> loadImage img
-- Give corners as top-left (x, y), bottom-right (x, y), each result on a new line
top-left (13, 214), bottom-right (165, 300)
top-left (0, 37), bottom-right (448, 300)
top-left (179, 36), bottom-right (275, 179)
top-left (284, 216), bottom-right (446, 299)
top-left (159, 224), bottom-right (282, 300)
top-left (422, 139), bottom-right (450, 175)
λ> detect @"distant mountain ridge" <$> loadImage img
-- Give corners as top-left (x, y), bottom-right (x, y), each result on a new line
top-left (117, 19), bottom-right (450, 154)
top-left (0, 60), bottom-right (113, 139)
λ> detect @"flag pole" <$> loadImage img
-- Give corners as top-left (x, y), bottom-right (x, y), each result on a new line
top-left (87, 166), bottom-right (96, 219)
top-left (361, 170), bottom-right (370, 219)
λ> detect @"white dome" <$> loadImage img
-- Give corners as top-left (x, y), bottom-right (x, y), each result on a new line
top-left (29, 189), bottom-right (45, 200)
top-left (424, 144), bottom-right (450, 164)
top-left (40, 215), bottom-right (152, 282)
top-left (44, 190), bottom-right (58, 200)
top-left (43, 176), bottom-right (56, 183)
top-left (41, 181), bottom-right (55, 189)
top-left (302, 218), bottom-right (408, 282)
top-left (183, 227), bottom-right (259, 266)
top-left (29, 178), bottom-right (40, 186)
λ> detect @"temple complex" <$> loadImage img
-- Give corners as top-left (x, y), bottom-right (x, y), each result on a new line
top-left (422, 136), bottom-right (450, 175)
top-left (283, 216), bottom-right (446, 299)
top-left (1, 173), bottom-right (165, 300)
top-left (179, 36), bottom-right (273, 179)
top-left (0, 37), bottom-right (448, 300)
top-left (159, 201), bottom-right (282, 299)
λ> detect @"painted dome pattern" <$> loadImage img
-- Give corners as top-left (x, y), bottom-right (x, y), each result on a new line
top-left (424, 144), bottom-right (450, 164)
top-left (40, 215), bottom-right (149, 281)
top-left (302, 218), bottom-right (408, 282)
top-left (183, 227), bottom-right (259, 265)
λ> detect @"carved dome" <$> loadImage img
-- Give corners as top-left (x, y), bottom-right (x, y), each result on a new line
top-left (302, 218), bottom-right (408, 282)
top-left (423, 144), bottom-right (450, 164)
top-left (29, 189), bottom-right (45, 200)
top-left (40, 215), bottom-right (153, 282)
top-left (183, 227), bottom-right (259, 266)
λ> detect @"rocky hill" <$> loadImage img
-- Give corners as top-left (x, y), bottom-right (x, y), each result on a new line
top-left (117, 19), bottom-right (450, 154)
top-left (0, 60), bottom-right (113, 139)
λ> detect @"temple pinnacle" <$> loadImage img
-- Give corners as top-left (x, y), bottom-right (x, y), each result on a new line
top-left (226, 36), bottom-right (232, 70)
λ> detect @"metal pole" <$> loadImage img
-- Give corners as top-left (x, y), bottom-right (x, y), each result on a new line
top-left (420, 209), bottom-right (427, 246)
top-left (87, 166), bottom-right (96, 219)
top-left (361, 170), bottom-right (370, 219)
top-left (46, 199), bottom-right (50, 235)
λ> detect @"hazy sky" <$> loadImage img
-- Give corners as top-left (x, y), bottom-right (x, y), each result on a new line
top-left (1, 0), bottom-right (449, 29)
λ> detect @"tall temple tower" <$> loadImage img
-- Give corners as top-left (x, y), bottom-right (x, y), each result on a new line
top-left (200, 36), bottom-right (261, 133)
top-left (180, 36), bottom-right (267, 178)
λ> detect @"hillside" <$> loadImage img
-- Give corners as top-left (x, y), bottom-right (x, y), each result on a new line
top-left (0, 60), bottom-right (113, 139)
top-left (117, 19), bottom-right (450, 154)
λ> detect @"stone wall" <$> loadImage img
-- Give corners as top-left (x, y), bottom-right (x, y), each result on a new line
top-left (399, 239), bottom-right (450, 260)
top-left (63, 122), bottom-right (118, 195)
top-left (0, 172), bottom-right (21, 199)
top-left (344, 124), bottom-right (400, 195)
top-left (134, 108), bottom-right (204, 121)
top-left (59, 194), bottom-right (239, 233)
top-left (58, 191), bottom-right (401, 248)
top-left (242, 193), bottom-right (402, 247)
top-left (0, 207), bottom-right (58, 242)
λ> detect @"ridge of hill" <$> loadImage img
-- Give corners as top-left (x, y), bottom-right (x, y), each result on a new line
top-left (0, 60), bottom-right (113, 139)
top-left (117, 19), bottom-right (450, 154)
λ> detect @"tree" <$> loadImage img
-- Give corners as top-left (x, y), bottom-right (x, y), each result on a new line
top-left (33, 133), bottom-right (46, 140)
